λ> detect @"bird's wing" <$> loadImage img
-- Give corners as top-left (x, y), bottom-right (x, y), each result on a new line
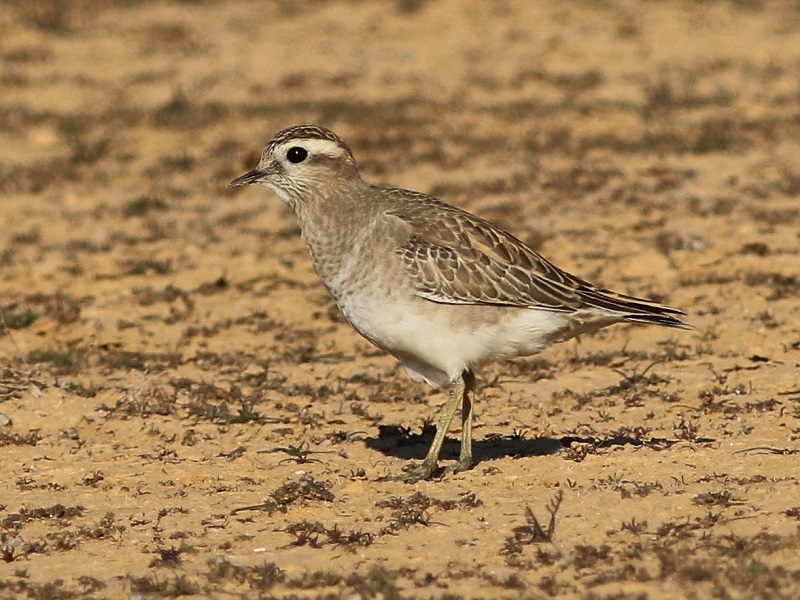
top-left (387, 189), bottom-right (688, 327)
top-left (388, 191), bottom-right (585, 310)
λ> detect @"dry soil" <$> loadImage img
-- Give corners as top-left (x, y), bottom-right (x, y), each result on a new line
top-left (1, 1), bottom-right (799, 599)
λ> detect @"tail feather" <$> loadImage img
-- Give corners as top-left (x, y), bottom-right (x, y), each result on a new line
top-left (578, 287), bottom-right (691, 330)
top-left (621, 312), bottom-right (691, 330)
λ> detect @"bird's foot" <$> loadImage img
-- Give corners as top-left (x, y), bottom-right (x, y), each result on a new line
top-left (394, 459), bottom-right (439, 483)
top-left (444, 456), bottom-right (474, 477)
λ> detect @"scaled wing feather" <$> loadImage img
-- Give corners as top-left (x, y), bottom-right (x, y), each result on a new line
top-left (387, 189), bottom-right (687, 326)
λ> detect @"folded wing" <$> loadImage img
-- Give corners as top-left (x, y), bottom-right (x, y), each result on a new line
top-left (388, 190), bottom-right (689, 329)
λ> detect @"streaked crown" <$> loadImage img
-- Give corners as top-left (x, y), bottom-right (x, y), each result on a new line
top-left (262, 125), bottom-right (356, 171)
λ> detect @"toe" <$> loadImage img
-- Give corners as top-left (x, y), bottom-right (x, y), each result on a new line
top-left (451, 457), bottom-right (474, 474)
top-left (394, 460), bottom-right (439, 483)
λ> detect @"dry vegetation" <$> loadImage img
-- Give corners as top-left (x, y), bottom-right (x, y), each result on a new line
top-left (1, 0), bottom-right (799, 598)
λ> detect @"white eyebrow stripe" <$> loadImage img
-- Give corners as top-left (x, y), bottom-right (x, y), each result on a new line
top-left (277, 138), bottom-right (348, 159)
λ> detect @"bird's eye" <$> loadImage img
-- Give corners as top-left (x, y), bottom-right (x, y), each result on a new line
top-left (286, 146), bottom-right (308, 164)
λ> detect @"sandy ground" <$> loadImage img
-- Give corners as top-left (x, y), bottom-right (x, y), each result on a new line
top-left (1, 1), bottom-right (799, 598)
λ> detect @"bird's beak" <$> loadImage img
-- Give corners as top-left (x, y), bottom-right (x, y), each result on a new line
top-left (229, 168), bottom-right (266, 188)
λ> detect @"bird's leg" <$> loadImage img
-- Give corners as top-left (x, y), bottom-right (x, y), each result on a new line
top-left (401, 374), bottom-right (466, 483)
top-left (451, 369), bottom-right (476, 474)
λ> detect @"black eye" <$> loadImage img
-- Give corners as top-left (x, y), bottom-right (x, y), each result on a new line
top-left (286, 146), bottom-right (308, 164)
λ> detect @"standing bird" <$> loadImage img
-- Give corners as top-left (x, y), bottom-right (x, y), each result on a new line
top-left (230, 125), bottom-right (689, 482)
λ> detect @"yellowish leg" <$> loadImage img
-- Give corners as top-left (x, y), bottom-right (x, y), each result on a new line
top-left (452, 370), bottom-right (476, 473)
top-left (402, 371), bottom-right (473, 483)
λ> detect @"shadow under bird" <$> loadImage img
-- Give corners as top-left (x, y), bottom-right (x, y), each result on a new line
top-left (230, 124), bottom-right (690, 482)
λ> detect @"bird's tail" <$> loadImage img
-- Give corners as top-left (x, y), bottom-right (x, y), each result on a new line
top-left (579, 287), bottom-right (691, 330)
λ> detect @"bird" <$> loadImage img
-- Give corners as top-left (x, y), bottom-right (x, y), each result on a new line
top-left (230, 124), bottom-right (689, 482)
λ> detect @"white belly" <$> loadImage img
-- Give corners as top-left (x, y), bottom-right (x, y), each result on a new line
top-left (337, 290), bottom-right (575, 388)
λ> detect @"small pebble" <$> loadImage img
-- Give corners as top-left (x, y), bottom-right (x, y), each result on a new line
top-left (59, 427), bottom-right (80, 440)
